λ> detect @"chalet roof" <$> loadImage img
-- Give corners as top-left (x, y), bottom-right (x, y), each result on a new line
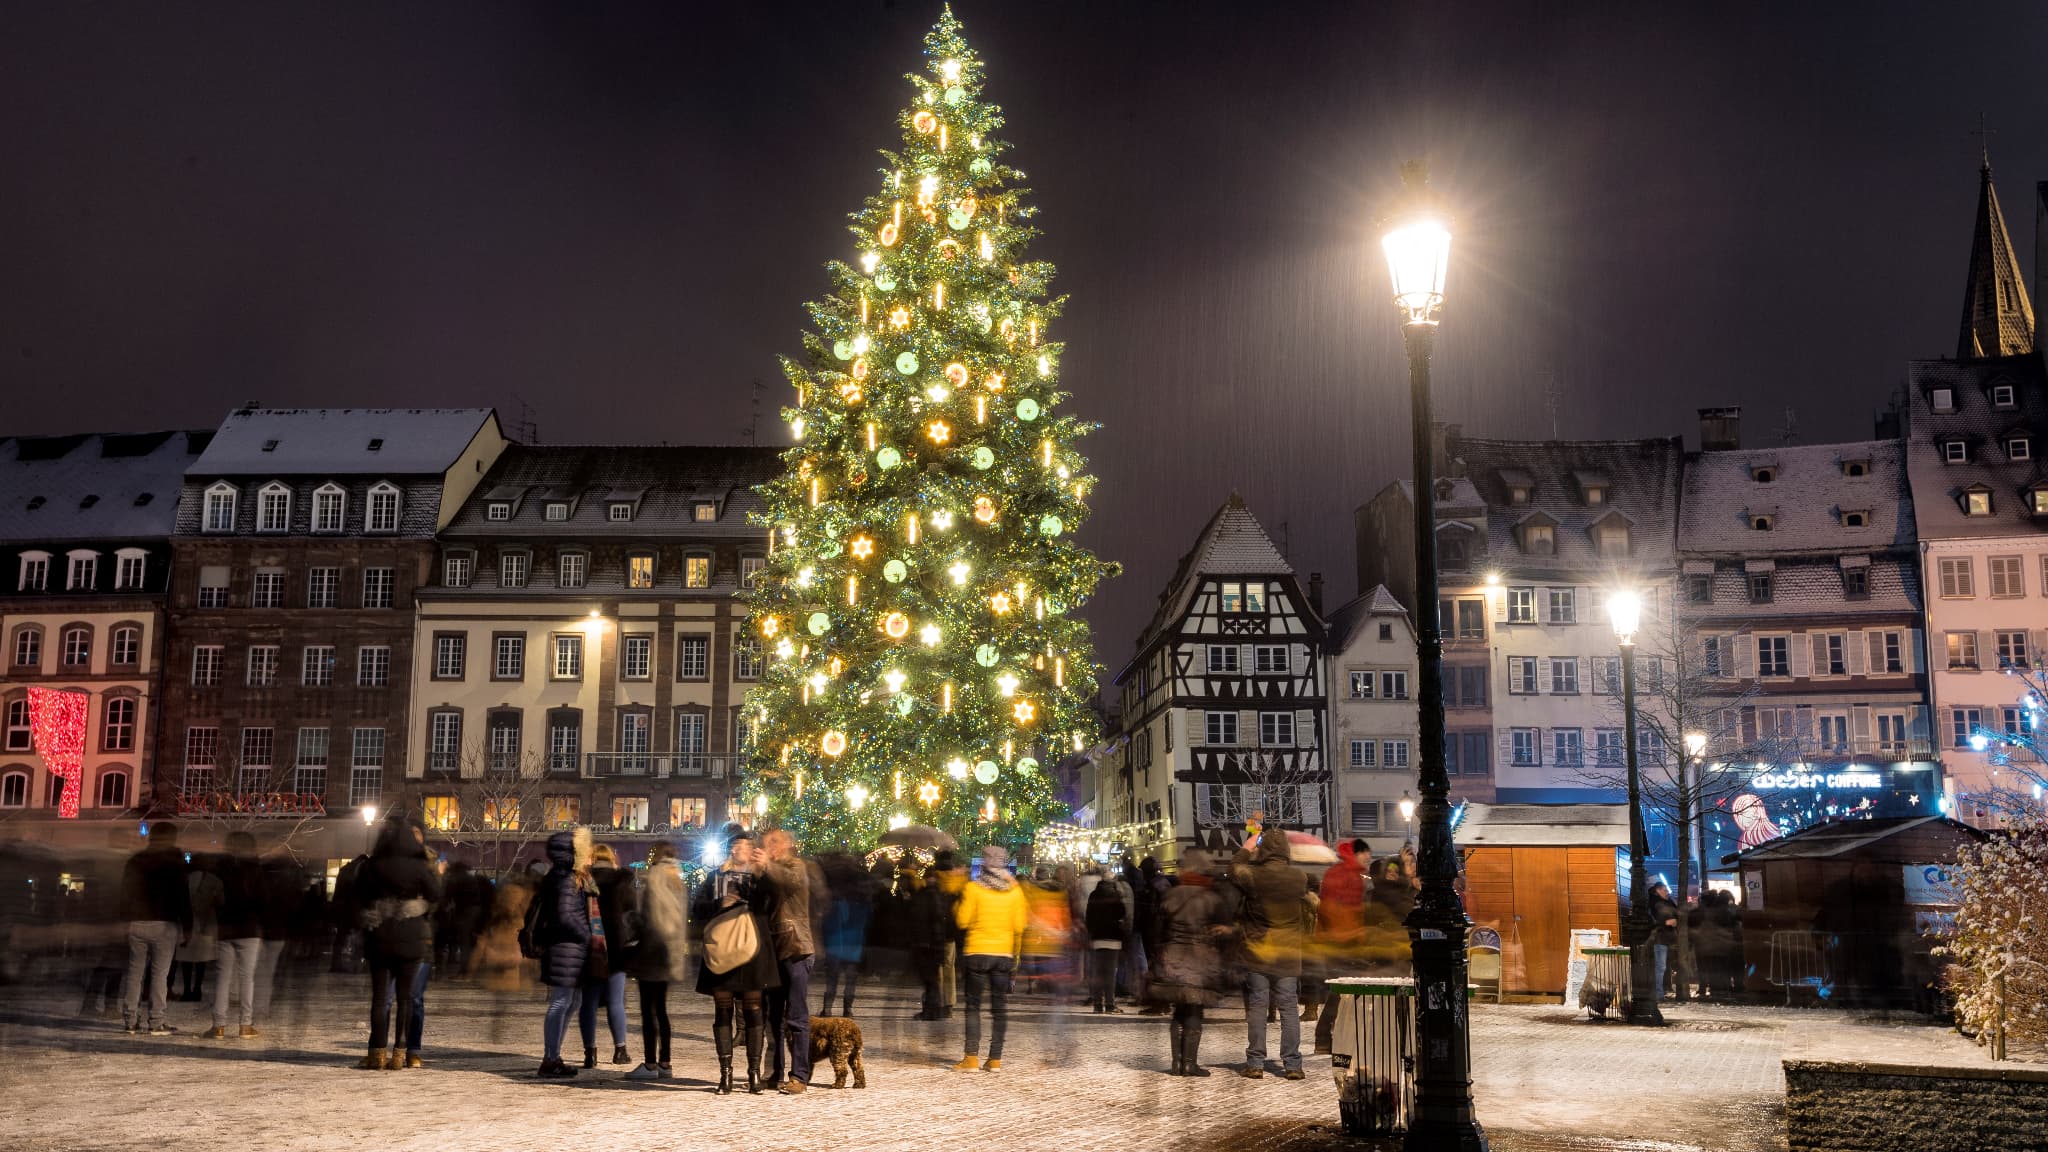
top-left (1679, 439), bottom-right (1914, 556)
top-left (442, 443), bottom-right (785, 538)
top-left (190, 408), bottom-right (497, 476)
top-left (1454, 802), bottom-right (1629, 847)
top-left (1447, 434), bottom-right (1683, 574)
top-left (1123, 493), bottom-right (1301, 674)
top-left (1904, 354), bottom-right (2048, 539)
top-left (1956, 162), bottom-right (2034, 359)
top-left (0, 431), bottom-right (212, 542)
top-left (1729, 816), bottom-right (1983, 866)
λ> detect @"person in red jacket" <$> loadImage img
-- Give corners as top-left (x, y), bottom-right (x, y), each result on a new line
top-left (1312, 840), bottom-right (1370, 1054)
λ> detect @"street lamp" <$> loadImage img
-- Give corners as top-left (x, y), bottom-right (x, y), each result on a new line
top-left (1381, 160), bottom-right (1486, 1152)
top-left (1608, 589), bottom-right (1664, 1026)
top-left (1399, 790), bottom-right (1417, 844)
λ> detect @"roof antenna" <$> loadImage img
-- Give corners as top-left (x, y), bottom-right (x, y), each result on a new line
top-left (1971, 112), bottom-right (1995, 170)
top-left (1778, 407), bottom-right (1799, 446)
top-left (743, 378), bottom-right (763, 445)
top-left (509, 394), bottom-right (539, 445)
top-left (1278, 518), bottom-right (1291, 563)
top-left (1541, 370), bottom-right (1561, 440)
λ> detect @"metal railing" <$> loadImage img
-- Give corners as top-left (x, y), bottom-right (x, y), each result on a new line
top-left (581, 753), bottom-right (727, 779)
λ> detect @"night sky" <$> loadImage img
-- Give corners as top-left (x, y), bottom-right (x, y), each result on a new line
top-left (4, 2), bottom-right (2047, 659)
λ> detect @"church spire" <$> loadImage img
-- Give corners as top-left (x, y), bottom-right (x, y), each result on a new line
top-left (1957, 156), bottom-right (2035, 359)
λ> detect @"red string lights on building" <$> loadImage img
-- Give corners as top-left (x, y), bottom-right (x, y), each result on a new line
top-left (28, 687), bottom-right (89, 819)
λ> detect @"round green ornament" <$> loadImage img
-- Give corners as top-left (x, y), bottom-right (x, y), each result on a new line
top-left (819, 540), bottom-right (843, 559)
top-left (874, 272), bottom-right (897, 291)
top-left (876, 446), bottom-right (902, 471)
top-left (974, 644), bottom-right (1000, 668)
top-left (883, 559), bottom-right (908, 583)
top-left (832, 339), bottom-right (854, 361)
top-left (1039, 514), bottom-right (1064, 537)
top-left (947, 209), bottom-right (971, 231)
top-left (896, 351), bottom-right (920, 376)
top-left (1015, 398), bottom-right (1041, 422)
top-left (970, 157), bottom-right (993, 178)
top-left (895, 694), bottom-right (915, 716)
top-left (943, 86), bottom-right (966, 106)
top-left (1016, 757), bottom-right (1040, 775)
top-left (973, 760), bottom-right (1000, 785)
top-left (971, 446), bottom-right (995, 470)
top-left (807, 612), bottom-right (831, 636)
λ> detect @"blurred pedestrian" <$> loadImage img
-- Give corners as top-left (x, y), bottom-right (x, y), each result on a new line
top-left (758, 828), bottom-right (818, 1094)
top-left (176, 860), bottom-right (222, 1002)
top-left (1134, 856), bottom-right (1170, 1013)
top-left (1649, 882), bottom-right (1680, 1001)
top-left (1232, 829), bottom-right (1307, 1080)
top-left (1313, 840), bottom-right (1370, 1054)
top-left (354, 818), bottom-right (441, 1070)
top-left (952, 845), bottom-right (1027, 1072)
top-left (524, 828), bottom-right (593, 1079)
top-left (624, 842), bottom-right (689, 1082)
top-left (1150, 849), bottom-right (1231, 1075)
top-left (1084, 865), bottom-right (1130, 1013)
top-left (118, 822), bottom-right (190, 1035)
top-left (817, 854), bottom-right (871, 1019)
top-left (206, 831), bottom-right (264, 1039)
top-left (582, 843), bottom-right (632, 1067)
top-left (694, 826), bottom-right (780, 1094)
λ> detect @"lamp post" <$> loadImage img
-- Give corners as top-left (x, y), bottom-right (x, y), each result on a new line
top-left (1382, 160), bottom-right (1487, 1152)
top-left (1682, 730), bottom-right (1708, 903)
top-left (1608, 590), bottom-right (1664, 1026)
top-left (1399, 790), bottom-right (1417, 845)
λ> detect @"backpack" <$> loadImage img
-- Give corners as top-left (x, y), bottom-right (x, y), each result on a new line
top-left (1085, 880), bottom-right (1127, 941)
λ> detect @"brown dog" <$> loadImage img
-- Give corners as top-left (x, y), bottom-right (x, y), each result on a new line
top-left (808, 1017), bottom-right (866, 1088)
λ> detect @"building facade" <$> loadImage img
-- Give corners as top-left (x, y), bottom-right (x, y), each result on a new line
top-left (408, 444), bottom-right (780, 858)
top-left (1324, 585), bottom-right (1422, 855)
top-left (1112, 495), bottom-right (1328, 860)
top-left (155, 409), bottom-right (505, 826)
top-left (1, 431), bottom-right (206, 836)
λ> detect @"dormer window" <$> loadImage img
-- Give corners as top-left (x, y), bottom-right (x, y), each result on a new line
top-left (256, 482), bottom-right (291, 533)
top-left (1751, 466), bottom-right (1776, 483)
top-left (203, 482), bottom-right (238, 533)
top-left (1841, 509), bottom-right (1869, 528)
top-left (1841, 459), bottom-right (1869, 478)
top-left (1750, 514), bottom-right (1774, 531)
top-left (1992, 383), bottom-right (2017, 409)
top-left (2010, 436), bottom-right (2032, 461)
top-left (262, 439), bottom-right (279, 452)
top-left (365, 482), bottom-right (400, 534)
top-left (312, 483), bottom-right (346, 533)
top-left (1963, 485), bottom-right (1994, 517)
top-left (694, 502), bottom-right (719, 522)
top-left (544, 502), bottom-right (570, 522)
top-left (25, 496), bottom-right (44, 512)
top-left (1932, 386), bottom-right (1956, 412)
top-left (608, 503), bottom-right (634, 522)
top-left (1944, 440), bottom-right (1968, 464)
top-left (1520, 522), bottom-right (1555, 555)
top-left (486, 503), bottom-right (511, 522)
top-left (2030, 485), bottom-right (2048, 517)
top-left (79, 494), bottom-right (98, 509)
top-left (1438, 529), bottom-right (1470, 570)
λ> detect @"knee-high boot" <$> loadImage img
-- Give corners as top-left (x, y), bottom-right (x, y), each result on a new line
top-left (713, 1003), bottom-right (735, 1094)
top-left (743, 1004), bottom-right (766, 1094)
top-left (1167, 1017), bottom-right (1185, 1075)
top-left (1183, 1014), bottom-right (1210, 1077)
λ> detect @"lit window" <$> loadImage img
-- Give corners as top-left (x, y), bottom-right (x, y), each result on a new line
top-left (694, 502), bottom-right (718, 522)
top-left (1932, 387), bottom-right (1954, 412)
top-left (628, 554), bottom-right (656, 589)
top-left (1965, 489), bottom-right (1993, 517)
top-left (422, 795), bottom-right (459, 832)
top-left (685, 556), bottom-right (711, 588)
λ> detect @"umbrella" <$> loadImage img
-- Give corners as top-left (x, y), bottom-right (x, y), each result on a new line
top-left (1284, 830), bottom-right (1338, 865)
top-left (879, 824), bottom-right (959, 851)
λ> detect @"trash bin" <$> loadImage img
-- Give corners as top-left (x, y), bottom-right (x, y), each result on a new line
top-left (1578, 946), bottom-right (1632, 1018)
top-left (1328, 976), bottom-right (1416, 1136)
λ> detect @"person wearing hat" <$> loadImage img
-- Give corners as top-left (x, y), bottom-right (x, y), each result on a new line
top-left (691, 826), bottom-right (782, 1093)
top-left (952, 845), bottom-right (1028, 1072)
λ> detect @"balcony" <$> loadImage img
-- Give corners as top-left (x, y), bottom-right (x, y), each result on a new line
top-left (581, 753), bottom-right (728, 779)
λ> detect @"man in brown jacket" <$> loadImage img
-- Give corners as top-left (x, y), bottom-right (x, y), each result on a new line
top-left (1232, 830), bottom-right (1307, 1079)
top-left (760, 829), bottom-right (821, 1093)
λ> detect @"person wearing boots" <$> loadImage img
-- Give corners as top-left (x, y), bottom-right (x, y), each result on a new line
top-left (758, 828), bottom-right (818, 1094)
top-left (353, 817), bottom-right (441, 1071)
top-left (526, 827), bottom-right (593, 1079)
top-left (692, 826), bottom-right (781, 1094)
top-left (1232, 829), bottom-right (1308, 1080)
top-left (1084, 866), bottom-right (1130, 1013)
top-left (952, 845), bottom-right (1028, 1072)
top-left (584, 843), bottom-right (634, 1067)
top-left (1149, 849), bottom-right (1232, 1075)
top-left (624, 842), bottom-right (690, 1081)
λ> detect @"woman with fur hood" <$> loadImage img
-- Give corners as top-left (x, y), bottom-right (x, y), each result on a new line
top-left (523, 827), bottom-right (594, 1079)
top-left (623, 842), bottom-right (690, 1081)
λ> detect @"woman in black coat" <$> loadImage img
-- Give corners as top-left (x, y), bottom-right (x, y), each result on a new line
top-left (353, 818), bottom-right (441, 1070)
top-left (524, 828), bottom-right (593, 1079)
top-left (691, 827), bottom-right (780, 1094)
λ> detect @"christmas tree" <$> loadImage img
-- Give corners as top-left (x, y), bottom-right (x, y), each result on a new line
top-left (741, 8), bottom-right (1112, 848)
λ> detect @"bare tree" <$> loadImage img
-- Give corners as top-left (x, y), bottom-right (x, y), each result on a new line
top-left (169, 749), bottom-right (329, 861)
top-left (403, 743), bottom-right (554, 876)
top-left (1221, 746), bottom-right (1330, 844)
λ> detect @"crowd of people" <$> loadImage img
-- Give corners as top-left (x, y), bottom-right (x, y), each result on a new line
top-left (13, 816), bottom-right (1429, 1091)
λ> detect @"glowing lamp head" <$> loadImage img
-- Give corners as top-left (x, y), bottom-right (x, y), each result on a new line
top-left (1685, 731), bottom-right (1709, 759)
top-left (753, 794), bottom-right (768, 816)
top-left (845, 783), bottom-right (869, 811)
top-left (1380, 162), bottom-right (1451, 327)
top-left (1969, 733), bottom-right (1990, 752)
top-left (1606, 589), bottom-right (1642, 644)
top-left (362, 805), bottom-right (378, 827)
top-left (1398, 792), bottom-right (1416, 822)
top-left (1483, 570), bottom-right (1501, 586)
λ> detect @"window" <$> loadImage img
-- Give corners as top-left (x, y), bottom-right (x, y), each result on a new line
top-left (1965, 488), bottom-right (1994, 517)
top-left (1592, 656), bottom-right (1620, 695)
top-left (1510, 728), bottom-right (1538, 766)
top-left (433, 634), bottom-right (466, 680)
top-left (1939, 557), bottom-right (1974, 598)
top-left (361, 567), bottom-right (395, 609)
top-left (675, 712), bottom-right (707, 771)
top-left (681, 555), bottom-right (710, 588)
top-left (543, 502), bottom-right (569, 523)
top-left (0, 773), bottom-right (24, 808)
top-left (609, 502), bottom-right (634, 522)
top-left (1208, 645), bottom-right (1241, 674)
top-left (1508, 656), bottom-right (1538, 694)
top-left (1549, 657), bottom-right (1579, 694)
top-left (622, 635), bottom-right (652, 680)
top-left (191, 645), bottom-right (224, 686)
top-left (1997, 630), bottom-right (2030, 669)
top-left (366, 484), bottom-right (400, 533)
top-left (1993, 383), bottom-right (2017, 408)
top-left (1381, 739), bottom-right (1410, 769)
top-left (313, 484), bottom-right (345, 533)
top-left (1842, 510), bottom-right (1868, 528)
top-left (1349, 802), bottom-right (1380, 834)
top-left (740, 556), bottom-right (765, 588)
top-left (677, 636), bottom-right (709, 680)
top-left (1349, 739), bottom-right (1375, 769)
top-left (548, 712), bottom-right (581, 773)
top-left (103, 697), bottom-right (136, 751)
top-left (1947, 631), bottom-right (1979, 669)
top-left (629, 554), bottom-right (657, 589)
top-left (1254, 645), bottom-right (1290, 674)
top-left (612, 797), bottom-right (650, 831)
top-left (483, 798), bottom-right (520, 830)
top-left (203, 483), bottom-right (237, 532)
top-left (98, 770), bottom-right (128, 809)
top-left (252, 569), bottom-right (285, 609)
top-left (1507, 587), bottom-right (1535, 624)
top-left (1757, 636), bottom-right (1789, 677)
top-left (495, 635), bottom-right (525, 680)
top-left (617, 712), bottom-right (651, 769)
top-left (1456, 665), bottom-right (1488, 707)
top-left (198, 567), bottom-right (229, 608)
top-left (307, 567), bottom-right (339, 608)
top-left (240, 726), bottom-right (274, 777)
top-left (1206, 711), bottom-right (1239, 746)
top-left (552, 634), bottom-right (583, 680)
top-left (1218, 582), bottom-right (1264, 613)
top-left (488, 713), bottom-right (521, 773)
top-left (60, 626), bottom-right (91, 667)
top-left (1748, 572), bottom-right (1773, 603)
top-left (422, 795), bottom-right (459, 833)
top-left (1595, 521), bottom-right (1630, 558)
top-left (1952, 707), bottom-right (1983, 749)
top-left (733, 639), bottom-right (762, 680)
top-left (672, 797), bottom-right (708, 829)
top-left (1455, 598), bottom-right (1484, 639)
top-left (302, 646), bottom-right (335, 687)
top-left (348, 728), bottom-right (385, 808)
top-left (1258, 712), bottom-right (1295, 747)
top-left (2011, 437), bottom-right (2032, 461)
top-left (1990, 556), bottom-right (2025, 598)
top-left (486, 502), bottom-right (511, 522)
top-left (429, 712), bottom-right (462, 773)
top-left (295, 728), bottom-right (329, 797)
top-left (1816, 714), bottom-right (1848, 753)
top-left (1378, 623), bottom-right (1393, 641)
top-left (500, 552), bottom-right (529, 589)
top-left (1377, 670), bottom-right (1408, 699)
top-left (4, 700), bottom-right (30, 751)
top-left (110, 626), bottom-right (139, 666)
top-left (1876, 630), bottom-right (1904, 674)
top-left (543, 795), bottom-right (581, 828)
top-left (67, 553), bottom-right (97, 590)
top-left (1592, 728), bottom-right (1625, 766)
top-left (1932, 386), bottom-right (1955, 411)
top-left (444, 553), bottom-right (473, 588)
top-left (1685, 574), bottom-right (1711, 604)
top-left (1546, 587), bottom-right (1576, 624)
top-left (1843, 459), bottom-right (1868, 477)
top-left (246, 645), bottom-right (279, 686)
top-left (1348, 671), bottom-right (1373, 699)
top-left (1552, 728), bottom-right (1584, 767)
top-left (356, 646), bottom-right (391, 687)
top-left (1439, 532), bottom-right (1470, 569)
top-left (18, 553), bottom-right (48, 591)
top-left (1523, 523), bottom-right (1555, 555)
top-left (558, 552), bottom-right (588, 589)
top-left (13, 627), bottom-right (41, 669)
top-left (1944, 440), bottom-right (1968, 464)
top-left (186, 725), bottom-right (220, 774)
top-left (256, 483), bottom-right (291, 533)
top-left (694, 502), bottom-right (718, 522)
top-left (1843, 567), bottom-right (1869, 598)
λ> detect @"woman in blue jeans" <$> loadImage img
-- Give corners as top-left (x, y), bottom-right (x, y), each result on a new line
top-left (582, 844), bottom-right (634, 1066)
top-left (525, 828), bottom-right (593, 1078)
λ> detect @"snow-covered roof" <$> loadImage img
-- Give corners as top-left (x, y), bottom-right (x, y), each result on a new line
top-left (1445, 434), bottom-right (1683, 576)
top-left (441, 444), bottom-right (784, 538)
top-left (1729, 816), bottom-right (1981, 864)
top-left (1680, 439), bottom-right (1912, 556)
top-left (1322, 584), bottom-right (1410, 653)
top-left (1454, 802), bottom-right (1629, 847)
top-left (0, 431), bottom-right (212, 542)
top-left (1904, 354), bottom-right (2048, 539)
top-left (1129, 493), bottom-right (1293, 651)
top-left (190, 408), bottom-right (497, 476)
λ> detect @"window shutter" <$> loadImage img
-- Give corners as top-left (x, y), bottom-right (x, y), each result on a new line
top-left (1809, 634), bottom-right (1828, 676)
top-left (1851, 705), bottom-right (1872, 744)
top-left (1302, 785), bottom-right (1324, 828)
top-left (1904, 629), bottom-right (1921, 673)
top-left (1538, 659), bottom-right (1553, 694)
top-left (1240, 644), bottom-right (1254, 675)
top-left (1909, 706), bottom-right (1931, 749)
top-left (1976, 631), bottom-right (1989, 666)
top-left (1592, 659), bottom-right (1610, 695)
top-left (1846, 633), bottom-right (1867, 676)
top-left (1240, 709), bottom-right (1257, 748)
top-left (1195, 783), bottom-right (1212, 823)
top-left (1295, 710), bottom-right (1315, 748)
top-left (1294, 645), bottom-right (1310, 677)
top-left (1493, 592), bottom-right (1508, 623)
top-left (1497, 730), bottom-right (1516, 769)
top-left (1187, 710), bottom-right (1205, 748)
top-left (1865, 631), bottom-right (1883, 675)
top-left (1198, 646), bottom-right (1210, 675)
top-left (1734, 635), bottom-right (1753, 679)
top-left (1740, 707), bottom-right (1757, 744)
top-left (1578, 587), bottom-right (1592, 622)
top-left (1533, 728), bottom-right (1545, 766)
top-left (1579, 656), bottom-right (1591, 694)
top-left (1789, 636), bottom-right (1811, 679)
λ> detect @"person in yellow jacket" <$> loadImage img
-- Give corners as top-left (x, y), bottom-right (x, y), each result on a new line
top-left (952, 845), bottom-right (1028, 1072)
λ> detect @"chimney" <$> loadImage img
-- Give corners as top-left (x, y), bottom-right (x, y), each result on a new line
top-left (1308, 572), bottom-right (1325, 615)
top-left (1431, 422), bottom-right (1463, 476)
top-left (1698, 407), bottom-right (1742, 452)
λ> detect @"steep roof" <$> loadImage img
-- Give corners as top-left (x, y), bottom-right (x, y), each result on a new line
top-left (1446, 434), bottom-right (1684, 575)
top-left (1904, 354), bottom-right (2048, 539)
top-left (0, 431), bottom-right (213, 542)
top-left (1323, 584), bottom-right (1410, 653)
top-left (1128, 493), bottom-right (1294, 658)
top-left (190, 408), bottom-right (497, 476)
top-left (441, 443), bottom-right (785, 538)
top-left (1679, 439), bottom-right (1914, 556)
top-left (1956, 163), bottom-right (2035, 359)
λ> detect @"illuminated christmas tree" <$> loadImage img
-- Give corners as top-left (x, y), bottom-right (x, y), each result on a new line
top-left (741, 8), bottom-right (1111, 847)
